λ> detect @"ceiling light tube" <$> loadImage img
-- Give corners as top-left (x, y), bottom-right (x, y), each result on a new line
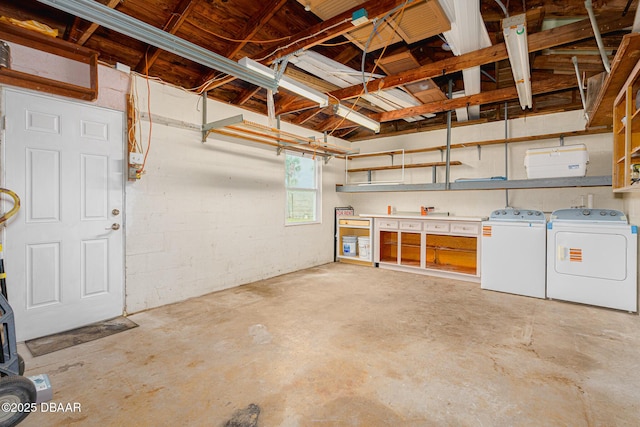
top-left (334, 104), bottom-right (380, 133)
top-left (239, 57), bottom-right (329, 107)
top-left (36, 0), bottom-right (278, 92)
top-left (502, 14), bottom-right (533, 109)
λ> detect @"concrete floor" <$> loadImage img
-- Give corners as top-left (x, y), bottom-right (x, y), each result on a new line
top-left (19, 263), bottom-right (640, 426)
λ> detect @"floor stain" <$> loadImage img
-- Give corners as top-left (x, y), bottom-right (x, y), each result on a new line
top-left (224, 403), bottom-right (261, 427)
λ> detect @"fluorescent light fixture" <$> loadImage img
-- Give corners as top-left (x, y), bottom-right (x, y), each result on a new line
top-left (502, 14), bottom-right (532, 109)
top-left (238, 57), bottom-right (329, 107)
top-left (334, 104), bottom-right (380, 133)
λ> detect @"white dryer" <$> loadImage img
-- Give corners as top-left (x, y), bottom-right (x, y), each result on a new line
top-left (547, 208), bottom-right (638, 312)
top-left (481, 208), bottom-right (546, 298)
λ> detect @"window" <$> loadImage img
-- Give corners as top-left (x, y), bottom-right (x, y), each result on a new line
top-left (285, 152), bottom-right (321, 224)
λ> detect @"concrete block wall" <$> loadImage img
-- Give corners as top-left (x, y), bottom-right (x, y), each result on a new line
top-left (124, 76), bottom-right (350, 313)
top-left (342, 110), bottom-right (623, 218)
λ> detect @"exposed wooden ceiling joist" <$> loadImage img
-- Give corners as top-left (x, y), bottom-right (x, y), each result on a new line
top-left (134, 0), bottom-right (197, 73)
top-left (376, 75), bottom-right (578, 122)
top-left (329, 12), bottom-right (634, 102)
top-left (66, 0), bottom-right (120, 45)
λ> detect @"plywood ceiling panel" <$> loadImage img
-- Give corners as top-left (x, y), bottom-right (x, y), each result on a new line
top-left (395, 0), bottom-right (451, 44)
top-left (298, 0), bottom-right (451, 51)
top-left (296, 0), bottom-right (363, 20)
top-left (346, 22), bottom-right (404, 52)
top-left (377, 50), bottom-right (446, 104)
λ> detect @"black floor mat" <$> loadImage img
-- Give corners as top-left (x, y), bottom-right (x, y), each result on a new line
top-left (25, 316), bottom-right (138, 357)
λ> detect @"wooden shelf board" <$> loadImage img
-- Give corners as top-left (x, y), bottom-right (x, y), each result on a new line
top-left (587, 33), bottom-right (640, 128)
top-left (425, 264), bottom-right (477, 275)
top-left (613, 185), bottom-right (640, 193)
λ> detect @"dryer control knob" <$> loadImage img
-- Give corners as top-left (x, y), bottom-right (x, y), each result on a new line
top-left (535, 212), bottom-right (542, 216)
top-left (582, 210), bottom-right (591, 215)
top-left (513, 210), bottom-right (520, 215)
top-left (527, 211), bottom-right (533, 215)
top-left (501, 211), bottom-right (507, 215)
top-left (610, 211), bottom-right (617, 216)
top-left (600, 211), bottom-right (607, 216)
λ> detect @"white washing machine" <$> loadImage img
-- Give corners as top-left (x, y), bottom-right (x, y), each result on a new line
top-left (547, 208), bottom-right (638, 312)
top-left (481, 208), bottom-right (547, 298)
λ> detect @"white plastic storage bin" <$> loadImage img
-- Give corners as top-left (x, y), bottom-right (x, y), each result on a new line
top-left (524, 144), bottom-right (589, 179)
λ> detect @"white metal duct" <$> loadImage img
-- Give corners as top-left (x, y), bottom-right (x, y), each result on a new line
top-left (439, 0), bottom-right (492, 121)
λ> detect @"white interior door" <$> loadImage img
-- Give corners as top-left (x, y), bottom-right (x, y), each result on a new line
top-left (2, 89), bottom-right (124, 341)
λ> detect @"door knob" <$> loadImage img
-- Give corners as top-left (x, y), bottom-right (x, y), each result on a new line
top-left (107, 223), bottom-right (120, 231)
top-left (112, 209), bottom-right (120, 216)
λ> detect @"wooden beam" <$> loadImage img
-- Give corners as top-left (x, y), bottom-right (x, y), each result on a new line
top-left (328, 12), bottom-right (635, 103)
top-left (225, 0), bottom-right (288, 60)
top-left (288, 107), bottom-right (326, 125)
top-left (134, 0), bottom-right (196, 73)
top-left (587, 33), bottom-right (640, 128)
top-left (348, 128), bottom-right (611, 159)
top-left (234, 87), bottom-right (262, 105)
top-left (202, 0), bottom-right (408, 91)
top-left (0, 21), bottom-right (98, 101)
top-left (533, 54), bottom-right (610, 73)
top-left (198, 0), bottom-right (288, 90)
top-left (255, 0), bottom-right (412, 65)
top-left (67, 0), bottom-right (120, 45)
top-left (375, 75), bottom-right (578, 122)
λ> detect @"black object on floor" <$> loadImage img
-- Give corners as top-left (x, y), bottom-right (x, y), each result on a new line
top-left (224, 403), bottom-right (261, 427)
top-left (25, 316), bottom-right (138, 357)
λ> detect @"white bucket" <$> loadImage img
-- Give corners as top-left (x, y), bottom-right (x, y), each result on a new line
top-left (342, 235), bottom-right (358, 257)
top-left (357, 236), bottom-right (370, 259)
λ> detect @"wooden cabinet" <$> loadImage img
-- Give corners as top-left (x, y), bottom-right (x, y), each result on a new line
top-left (373, 216), bottom-right (483, 282)
top-left (612, 59), bottom-right (640, 192)
top-left (336, 217), bottom-right (373, 266)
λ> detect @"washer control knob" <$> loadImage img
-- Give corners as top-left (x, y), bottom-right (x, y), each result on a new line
top-left (582, 210), bottom-right (590, 215)
top-left (501, 211), bottom-right (507, 215)
top-left (535, 212), bottom-right (542, 216)
top-left (513, 210), bottom-right (520, 215)
top-left (600, 211), bottom-right (607, 216)
top-left (610, 211), bottom-right (617, 216)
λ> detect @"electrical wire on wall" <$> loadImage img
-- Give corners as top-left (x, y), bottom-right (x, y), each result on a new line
top-left (327, 1), bottom-right (411, 136)
top-left (125, 53), bottom-right (153, 180)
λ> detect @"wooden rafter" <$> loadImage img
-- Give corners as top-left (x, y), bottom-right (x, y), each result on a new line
top-left (375, 75), bottom-right (578, 122)
top-left (274, 11), bottom-right (634, 117)
top-left (66, 0), bottom-right (121, 45)
top-left (288, 107), bottom-right (326, 125)
top-left (234, 87), bottom-right (262, 105)
top-left (329, 12), bottom-right (634, 103)
top-left (202, 0), bottom-right (409, 91)
top-left (256, 0), bottom-right (412, 64)
top-left (198, 0), bottom-right (289, 91)
top-left (134, 0), bottom-right (197, 73)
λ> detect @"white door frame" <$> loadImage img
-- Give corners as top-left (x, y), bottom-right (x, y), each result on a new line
top-left (1, 87), bottom-right (126, 340)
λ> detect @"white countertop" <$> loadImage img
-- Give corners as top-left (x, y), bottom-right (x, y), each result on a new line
top-left (360, 213), bottom-right (487, 222)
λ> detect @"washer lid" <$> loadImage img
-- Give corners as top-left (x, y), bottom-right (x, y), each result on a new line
top-left (489, 207), bottom-right (546, 222)
top-left (550, 208), bottom-right (628, 223)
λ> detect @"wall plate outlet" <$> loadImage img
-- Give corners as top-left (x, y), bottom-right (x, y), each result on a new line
top-left (115, 62), bottom-right (131, 74)
top-left (129, 152), bottom-right (144, 165)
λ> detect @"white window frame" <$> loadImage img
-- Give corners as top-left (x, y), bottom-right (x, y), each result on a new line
top-left (285, 151), bottom-right (322, 226)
